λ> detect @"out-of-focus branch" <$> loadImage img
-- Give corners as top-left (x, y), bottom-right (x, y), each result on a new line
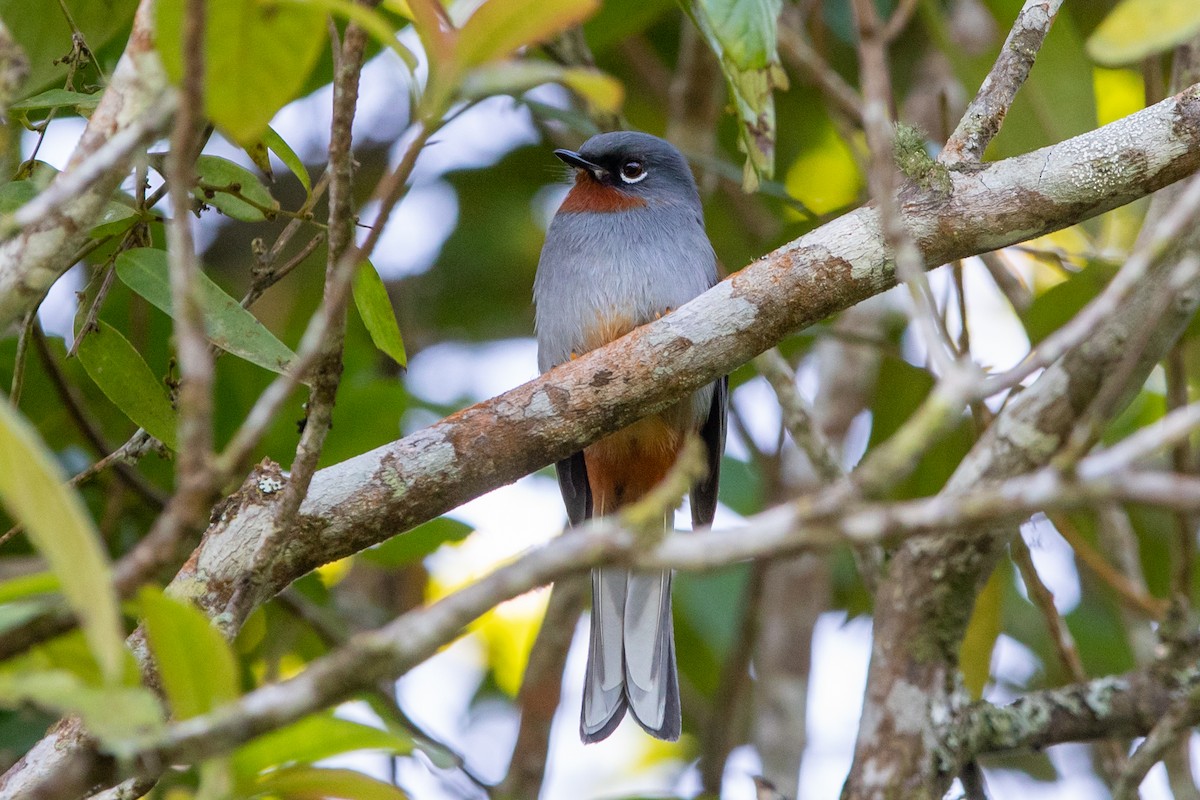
top-left (498, 576), bottom-right (587, 800)
top-left (35, 462), bottom-right (1200, 785)
top-left (941, 0), bottom-right (1064, 164)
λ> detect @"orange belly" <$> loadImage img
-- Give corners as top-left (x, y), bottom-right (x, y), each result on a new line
top-left (579, 309), bottom-right (687, 515)
top-left (584, 415), bottom-right (682, 515)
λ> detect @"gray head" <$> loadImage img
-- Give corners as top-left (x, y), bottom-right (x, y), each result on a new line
top-left (554, 131), bottom-right (701, 209)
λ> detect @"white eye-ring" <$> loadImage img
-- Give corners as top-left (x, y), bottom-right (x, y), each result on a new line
top-left (619, 160), bottom-right (647, 184)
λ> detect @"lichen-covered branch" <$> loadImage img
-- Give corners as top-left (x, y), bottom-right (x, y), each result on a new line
top-left (7, 79), bottom-right (1200, 798)
top-left (941, 0), bottom-right (1065, 163)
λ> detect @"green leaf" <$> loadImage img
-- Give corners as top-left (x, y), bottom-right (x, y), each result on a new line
top-left (115, 248), bottom-right (298, 376)
top-left (140, 587), bottom-right (240, 720)
top-left (89, 201), bottom-right (140, 239)
top-left (0, 669), bottom-right (163, 755)
top-left (262, 126), bottom-right (312, 197)
top-left (250, 765), bottom-right (409, 800)
top-left (76, 321), bottom-right (179, 450)
top-left (353, 261), bottom-right (408, 368)
top-left (461, 61), bottom-right (623, 114)
top-left (192, 155), bottom-right (280, 223)
top-left (0, 180), bottom-right (36, 214)
top-left (456, 0), bottom-right (600, 68)
top-left (1087, 0), bottom-right (1200, 66)
top-left (1021, 262), bottom-right (1117, 346)
top-left (0, 0), bottom-right (138, 98)
top-left (155, 0), bottom-right (327, 144)
top-left (232, 714), bottom-right (412, 780)
top-left (359, 517), bottom-right (472, 567)
top-left (9, 88), bottom-right (102, 114)
top-left (0, 403), bottom-right (125, 683)
top-left (685, 0), bottom-right (788, 189)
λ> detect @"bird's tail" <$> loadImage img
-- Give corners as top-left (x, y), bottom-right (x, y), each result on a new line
top-left (580, 566), bottom-right (680, 743)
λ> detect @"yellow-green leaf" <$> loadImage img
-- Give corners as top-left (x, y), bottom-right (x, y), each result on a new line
top-left (232, 714), bottom-right (412, 781)
top-left (251, 765), bottom-right (409, 800)
top-left (0, 669), bottom-right (163, 755)
top-left (959, 561), bottom-right (1005, 699)
top-left (140, 587), bottom-right (239, 720)
top-left (115, 248), bottom-right (298, 376)
top-left (77, 321), bottom-right (179, 450)
top-left (353, 261), bottom-right (407, 368)
top-left (156, 0), bottom-right (327, 144)
top-left (0, 403), bottom-right (125, 683)
top-left (461, 61), bottom-right (623, 114)
top-left (1087, 0), bottom-right (1200, 66)
top-left (457, 0), bottom-right (599, 68)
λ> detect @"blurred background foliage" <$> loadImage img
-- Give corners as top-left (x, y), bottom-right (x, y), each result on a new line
top-left (1, 0), bottom-right (1199, 796)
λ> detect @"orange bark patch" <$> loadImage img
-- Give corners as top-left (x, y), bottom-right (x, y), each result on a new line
top-left (559, 171), bottom-right (647, 213)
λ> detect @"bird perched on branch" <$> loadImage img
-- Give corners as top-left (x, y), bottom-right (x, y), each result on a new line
top-left (533, 131), bottom-right (727, 743)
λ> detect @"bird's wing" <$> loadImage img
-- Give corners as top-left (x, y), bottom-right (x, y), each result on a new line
top-left (555, 451), bottom-right (593, 526)
top-left (691, 375), bottom-right (728, 528)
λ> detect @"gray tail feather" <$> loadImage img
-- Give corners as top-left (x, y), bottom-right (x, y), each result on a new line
top-left (580, 567), bottom-right (680, 743)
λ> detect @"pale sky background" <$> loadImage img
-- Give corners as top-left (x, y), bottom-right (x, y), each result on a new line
top-left (22, 39), bottom-right (1189, 800)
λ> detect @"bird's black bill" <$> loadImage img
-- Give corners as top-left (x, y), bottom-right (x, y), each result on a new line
top-left (554, 149), bottom-right (607, 180)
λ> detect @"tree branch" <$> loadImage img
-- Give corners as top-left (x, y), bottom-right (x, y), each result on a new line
top-left (8, 79), bottom-right (1200, 798)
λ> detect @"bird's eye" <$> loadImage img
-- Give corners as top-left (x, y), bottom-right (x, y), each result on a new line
top-left (619, 160), bottom-right (647, 184)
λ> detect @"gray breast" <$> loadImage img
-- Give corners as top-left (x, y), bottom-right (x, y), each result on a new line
top-left (533, 204), bottom-right (717, 374)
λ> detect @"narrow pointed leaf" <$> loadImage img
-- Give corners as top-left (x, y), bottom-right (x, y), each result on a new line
top-left (262, 126), bottom-right (312, 197)
top-left (77, 321), bottom-right (179, 450)
top-left (232, 714), bottom-right (412, 780)
top-left (251, 766), bottom-right (409, 800)
top-left (0, 403), bottom-right (125, 683)
top-left (353, 261), bottom-right (407, 368)
top-left (115, 248), bottom-right (298, 376)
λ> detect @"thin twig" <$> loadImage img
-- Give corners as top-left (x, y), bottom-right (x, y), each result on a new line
top-left (8, 309), bottom-right (33, 404)
top-left (754, 348), bottom-right (843, 481)
top-left (1049, 513), bottom-right (1167, 619)
top-left (941, 0), bottom-right (1065, 164)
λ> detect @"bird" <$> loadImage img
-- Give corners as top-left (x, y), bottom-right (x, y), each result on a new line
top-left (533, 131), bottom-right (727, 743)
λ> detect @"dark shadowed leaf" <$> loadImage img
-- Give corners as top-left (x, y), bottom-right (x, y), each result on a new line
top-left (77, 321), bottom-right (178, 450)
top-left (360, 517), bottom-right (472, 567)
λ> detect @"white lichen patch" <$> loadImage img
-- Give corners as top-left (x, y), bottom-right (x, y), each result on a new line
top-left (886, 680), bottom-right (932, 734)
top-left (1083, 675), bottom-right (1128, 716)
top-left (257, 476), bottom-right (284, 494)
top-left (522, 387), bottom-right (557, 421)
